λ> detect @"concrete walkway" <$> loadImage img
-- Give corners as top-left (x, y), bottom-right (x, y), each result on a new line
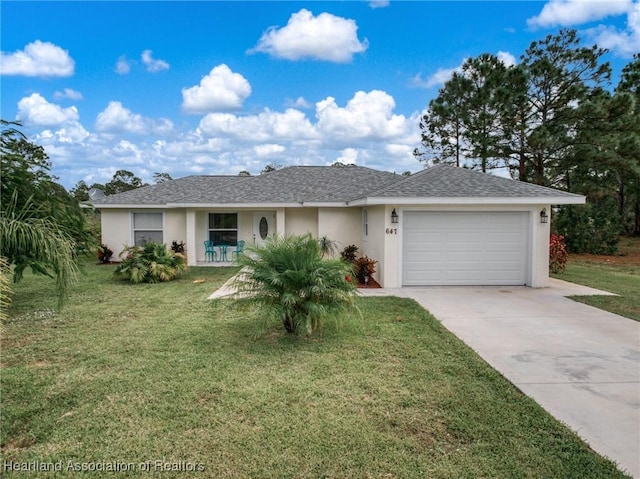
top-left (359, 279), bottom-right (640, 478)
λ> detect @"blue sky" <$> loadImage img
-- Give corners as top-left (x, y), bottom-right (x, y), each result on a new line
top-left (1, 1), bottom-right (638, 189)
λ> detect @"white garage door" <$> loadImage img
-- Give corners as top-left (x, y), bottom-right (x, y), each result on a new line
top-left (402, 211), bottom-right (529, 286)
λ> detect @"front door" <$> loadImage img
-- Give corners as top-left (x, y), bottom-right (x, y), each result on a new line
top-left (253, 212), bottom-right (274, 247)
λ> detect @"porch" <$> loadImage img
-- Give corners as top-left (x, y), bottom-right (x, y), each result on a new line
top-left (195, 261), bottom-right (237, 267)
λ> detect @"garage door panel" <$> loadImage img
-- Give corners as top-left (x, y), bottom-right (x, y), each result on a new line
top-left (403, 211), bottom-right (529, 286)
top-left (487, 231), bottom-right (522, 242)
top-left (449, 252), bottom-right (484, 263)
top-left (411, 253), bottom-right (443, 263)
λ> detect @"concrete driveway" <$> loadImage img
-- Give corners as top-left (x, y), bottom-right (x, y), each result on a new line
top-left (359, 279), bottom-right (640, 478)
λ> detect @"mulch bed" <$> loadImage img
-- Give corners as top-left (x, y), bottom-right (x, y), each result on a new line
top-left (357, 278), bottom-right (382, 288)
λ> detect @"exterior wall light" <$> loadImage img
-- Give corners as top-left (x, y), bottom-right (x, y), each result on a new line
top-left (540, 208), bottom-right (549, 224)
top-left (391, 208), bottom-right (399, 224)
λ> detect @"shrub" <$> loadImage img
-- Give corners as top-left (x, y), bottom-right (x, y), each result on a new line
top-left (232, 234), bottom-right (357, 335)
top-left (549, 234), bottom-right (568, 274)
top-left (113, 241), bottom-right (187, 283)
top-left (171, 240), bottom-right (186, 254)
top-left (554, 202), bottom-right (621, 254)
top-left (353, 256), bottom-right (377, 284)
top-left (97, 243), bottom-right (113, 263)
top-left (340, 244), bottom-right (359, 263)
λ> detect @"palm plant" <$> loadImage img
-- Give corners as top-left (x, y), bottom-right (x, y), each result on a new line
top-left (317, 235), bottom-right (338, 258)
top-left (113, 241), bottom-right (187, 283)
top-left (232, 234), bottom-right (357, 335)
top-left (0, 196), bottom-right (79, 308)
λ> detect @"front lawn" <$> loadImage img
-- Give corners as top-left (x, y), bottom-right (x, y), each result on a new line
top-left (552, 237), bottom-right (640, 321)
top-left (1, 262), bottom-right (629, 478)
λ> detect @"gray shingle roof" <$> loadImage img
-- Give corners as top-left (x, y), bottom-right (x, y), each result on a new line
top-left (94, 164), bottom-right (582, 206)
top-left (372, 165), bottom-right (583, 199)
top-left (93, 176), bottom-right (248, 205)
top-left (95, 166), bottom-right (401, 205)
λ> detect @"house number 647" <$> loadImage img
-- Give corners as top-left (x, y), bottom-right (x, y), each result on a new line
top-left (385, 228), bottom-right (397, 234)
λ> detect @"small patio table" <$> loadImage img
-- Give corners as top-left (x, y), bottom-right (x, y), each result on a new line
top-left (217, 244), bottom-right (230, 262)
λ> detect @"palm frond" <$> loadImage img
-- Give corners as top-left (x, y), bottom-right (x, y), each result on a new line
top-left (0, 196), bottom-right (79, 308)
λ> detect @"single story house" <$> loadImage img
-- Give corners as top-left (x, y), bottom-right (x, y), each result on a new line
top-left (94, 164), bottom-right (585, 288)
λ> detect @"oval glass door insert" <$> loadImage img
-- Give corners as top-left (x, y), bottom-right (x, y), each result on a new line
top-left (259, 217), bottom-right (268, 239)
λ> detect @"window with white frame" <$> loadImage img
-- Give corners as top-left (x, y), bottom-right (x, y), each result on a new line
top-left (363, 209), bottom-right (368, 238)
top-left (133, 212), bottom-right (163, 245)
top-left (208, 213), bottom-right (238, 246)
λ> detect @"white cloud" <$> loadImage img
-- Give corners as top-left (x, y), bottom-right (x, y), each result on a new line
top-left (254, 144), bottom-right (286, 157)
top-left (96, 102), bottom-right (145, 133)
top-left (286, 96), bottom-right (312, 109)
top-left (315, 90), bottom-right (408, 141)
top-left (27, 88), bottom-right (421, 188)
top-left (95, 101), bottom-right (174, 135)
top-left (54, 88), bottom-right (83, 101)
top-left (54, 123), bottom-right (91, 143)
top-left (528, 0), bottom-right (640, 58)
top-left (199, 90), bottom-right (412, 149)
top-left (111, 140), bottom-right (144, 164)
top-left (412, 64), bottom-right (463, 89)
top-left (37, 123), bottom-right (90, 144)
top-left (198, 108), bottom-right (317, 141)
top-left (369, 0), bottom-right (390, 8)
top-left (336, 147), bottom-right (359, 164)
top-left (182, 64), bottom-right (252, 114)
top-left (497, 51), bottom-right (517, 67)
top-left (587, 1), bottom-right (640, 57)
top-left (115, 55), bottom-right (131, 74)
top-left (16, 93), bottom-right (79, 126)
top-left (141, 50), bottom-right (169, 72)
top-left (527, 0), bottom-right (632, 28)
top-left (250, 9), bottom-right (368, 62)
top-left (1, 40), bottom-right (74, 77)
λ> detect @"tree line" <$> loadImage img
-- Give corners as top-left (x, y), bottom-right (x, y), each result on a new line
top-left (70, 170), bottom-right (172, 201)
top-left (415, 29), bottom-right (640, 252)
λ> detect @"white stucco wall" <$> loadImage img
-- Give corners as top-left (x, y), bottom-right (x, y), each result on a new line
top-left (382, 205), bottom-right (401, 288)
top-left (362, 206), bottom-right (387, 287)
top-left (238, 211), bottom-right (253, 245)
top-left (101, 210), bottom-right (132, 259)
top-left (317, 207), bottom-right (362, 257)
top-left (102, 209), bottom-right (186, 261)
top-left (285, 208), bottom-right (318, 237)
top-left (531, 205), bottom-right (551, 287)
top-left (165, 210), bottom-right (186, 247)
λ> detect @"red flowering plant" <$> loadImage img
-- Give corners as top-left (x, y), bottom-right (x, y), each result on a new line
top-left (97, 244), bottom-right (113, 264)
top-left (549, 234), bottom-right (568, 274)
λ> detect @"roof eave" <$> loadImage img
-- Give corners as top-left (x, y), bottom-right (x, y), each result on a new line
top-left (166, 202), bottom-right (301, 208)
top-left (350, 196), bottom-right (586, 206)
top-left (301, 202), bottom-right (348, 207)
top-left (94, 203), bottom-right (168, 209)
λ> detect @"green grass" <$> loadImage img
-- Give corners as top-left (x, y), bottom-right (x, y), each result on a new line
top-left (552, 259), bottom-right (640, 322)
top-left (1, 260), bottom-right (630, 478)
